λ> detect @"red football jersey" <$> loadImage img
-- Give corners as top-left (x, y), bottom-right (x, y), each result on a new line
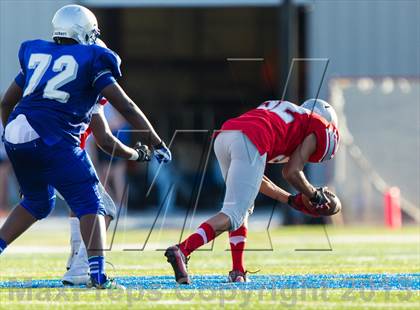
top-left (80, 97), bottom-right (108, 149)
top-left (221, 100), bottom-right (339, 163)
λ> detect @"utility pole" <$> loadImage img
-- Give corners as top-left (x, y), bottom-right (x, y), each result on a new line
top-left (278, 0), bottom-right (298, 102)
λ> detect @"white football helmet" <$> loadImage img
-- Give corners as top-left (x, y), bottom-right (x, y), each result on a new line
top-left (52, 5), bottom-right (100, 45)
top-left (301, 98), bottom-right (338, 127)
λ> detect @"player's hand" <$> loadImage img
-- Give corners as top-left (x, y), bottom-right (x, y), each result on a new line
top-left (153, 141), bottom-right (172, 163)
top-left (287, 193), bottom-right (320, 217)
top-left (309, 187), bottom-right (330, 207)
top-left (133, 142), bottom-right (152, 162)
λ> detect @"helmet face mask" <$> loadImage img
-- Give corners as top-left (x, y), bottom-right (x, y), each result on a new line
top-left (83, 27), bottom-right (100, 45)
top-left (301, 98), bottom-right (338, 127)
top-left (52, 5), bottom-right (100, 45)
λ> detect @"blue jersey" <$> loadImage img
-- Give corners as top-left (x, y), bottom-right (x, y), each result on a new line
top-left (10, 39), bottom-right (121, 146)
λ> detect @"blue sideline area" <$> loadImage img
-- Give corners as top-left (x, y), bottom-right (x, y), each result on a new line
top-left (0, 273), bottom-right (418, 290)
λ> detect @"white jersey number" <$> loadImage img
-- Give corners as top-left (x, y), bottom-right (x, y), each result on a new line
top-left (22, 53), bottom-right (78, 103)
top-left (258, 100), bottom-right (308, 124)
top-left (22, 54), bottom-right (51, 98)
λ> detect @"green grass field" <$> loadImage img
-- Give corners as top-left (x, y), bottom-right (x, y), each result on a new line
top-left (0, 224), bottom-right (418, 309)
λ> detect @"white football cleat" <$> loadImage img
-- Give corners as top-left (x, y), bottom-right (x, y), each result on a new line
top-left (62, 242), bottom-right (89, 286)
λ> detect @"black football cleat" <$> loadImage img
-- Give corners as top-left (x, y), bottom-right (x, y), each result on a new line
top-left (164, 245), bottom-right (191, 284)
top-left (228, 270), bottom-right (249, 283)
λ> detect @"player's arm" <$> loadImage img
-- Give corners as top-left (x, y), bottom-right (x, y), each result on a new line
top-left (90, 111), bottom-right (138, 160)
top-left (259, 175), bottom-right (290, 203)
top-left (260, 174), bottom-right (325, 216)
top-left (283, 133), bottom-right (332, 213)
top-left (93, 46), bottom-right (170, 163)
top-left (101, 83), bottom-right (171, 163)
top-left (101, 83), bottom-right (161, 147)
top-left (282, 133), bottom-right (317, 198)
top-left (1, 81), bottom-right (23, 125)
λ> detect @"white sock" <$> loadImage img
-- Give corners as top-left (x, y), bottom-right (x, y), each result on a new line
top-left (69, 217), bottom-right (82, 251)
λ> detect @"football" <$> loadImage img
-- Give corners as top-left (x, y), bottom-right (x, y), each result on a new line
top-left (302, 190), bottom-right (342, 216)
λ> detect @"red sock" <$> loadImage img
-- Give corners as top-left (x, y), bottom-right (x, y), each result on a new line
top-left (229, 225), bottom-right (247, 273)
top-left (179, 222), bottom-right (216, 257)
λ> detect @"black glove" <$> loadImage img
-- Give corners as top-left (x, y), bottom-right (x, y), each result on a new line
top-left (309, 187), bottom-right (330, 206)
top-left (133, 142), bottom-right (152, 162)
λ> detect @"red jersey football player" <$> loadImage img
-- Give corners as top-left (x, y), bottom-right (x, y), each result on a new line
top-left (62, 96), bottom-right (151, 285)
top-left (165, 98), bottom-right (340, 284)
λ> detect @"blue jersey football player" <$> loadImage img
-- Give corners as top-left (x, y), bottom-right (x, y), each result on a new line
top-left (0, 5), bottom-right (171, 289)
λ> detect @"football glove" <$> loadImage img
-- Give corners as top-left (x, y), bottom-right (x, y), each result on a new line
top-left (153, 141), bottom-right (172, 163)
top-left (309, 187), bottom-right (330, 206)
top-left (133, 142), bottom-right (152, 162)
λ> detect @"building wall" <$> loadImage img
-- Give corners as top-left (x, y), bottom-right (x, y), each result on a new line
top-left (2, 1), bottom-right (418, 94)
top-left (306, 0), bottom-right (419, 212)
top-left (307, 0), bottom-right (419, 97)
top-left (0, 0), bottom-right (72, 93)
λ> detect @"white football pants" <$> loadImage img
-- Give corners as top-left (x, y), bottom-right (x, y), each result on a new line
top-left (214, 131), bottom-right (267, 231)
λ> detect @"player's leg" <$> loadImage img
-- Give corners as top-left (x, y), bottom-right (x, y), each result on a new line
top-left (65, 187), bottom-right (115, 262)
top-left (165, 132), bottom-right (266, 284)
top-left (214, 139), bottom-right (250, 281)
top-left (65, 196), bottom-right (109, 288)
top-left (0, 140), bottom-right (56, 255)
top-left (163, 134), bottom-right (228, 284)
top-left (0, 205), bottom-right (38, 253)
top-left (62, 211), bottom-right (89, 285)
top-left (63, 183), bottom-right (116, 285)
top-left (177, 153), bottom-right (263, 255)
top-left (51, 190), bottom-right (84, 272)
top-left (66, 208), bottom-right (113, 272)
top-left (0, 159), bottom-right (11, 212)
top-left (172, 133), bottom-right (232, 256)
top-left (69, 188), bottom-right (115, 262)
top-left (79, 213), bottom-right (106, 256)
top-left (228, 218), bottom-right (248, 282)
top-left (67, 212), bottom-right (83, 268)
top-left (51, 143), bottom-right (122, 289)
